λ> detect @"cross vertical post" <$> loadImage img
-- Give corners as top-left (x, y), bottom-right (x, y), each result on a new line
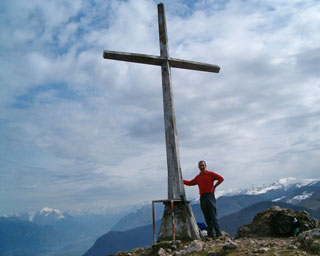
top-left (158, 3), bottom-right (185, 201)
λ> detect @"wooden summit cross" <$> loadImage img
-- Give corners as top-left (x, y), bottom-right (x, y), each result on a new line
top-left (103, 3), bottom-right (220, 241)
top-left (103, 3), bottom-right (220, 201)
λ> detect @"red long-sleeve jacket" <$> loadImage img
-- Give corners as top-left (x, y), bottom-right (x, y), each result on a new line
top-left (184, 170), bottom-right (224, 195)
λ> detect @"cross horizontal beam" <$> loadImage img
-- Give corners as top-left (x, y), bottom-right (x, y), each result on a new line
top-left (103, 50), bottom-right (220, 73)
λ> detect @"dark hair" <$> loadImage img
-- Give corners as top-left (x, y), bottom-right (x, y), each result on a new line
top-left (198, 160), bottom-right (206, 165)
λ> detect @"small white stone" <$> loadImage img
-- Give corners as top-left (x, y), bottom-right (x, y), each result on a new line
top-left (223, 241), bottom-right (239, 250)
top-left (287, 244), bottom-right (297, 250)
top-left (258, 247), bottom-right (269, 253)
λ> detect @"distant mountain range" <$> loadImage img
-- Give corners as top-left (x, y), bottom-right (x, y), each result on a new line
top-left (1, 178), bottom-right (319, 256)
top-left (298, 190), bottom-right (320, 210)
top-left (84, 178), bottom-right (320, 256)
top-left (0, 207), bottom-right (130, 256)
top-left (241, 178), bottom-right (320, 202)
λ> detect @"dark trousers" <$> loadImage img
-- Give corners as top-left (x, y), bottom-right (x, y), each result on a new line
top-left (200, 193), bottom-right (222, 237)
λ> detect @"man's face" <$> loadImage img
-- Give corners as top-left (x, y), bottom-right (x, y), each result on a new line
top-left (198, 162), bottom-right (206, 173)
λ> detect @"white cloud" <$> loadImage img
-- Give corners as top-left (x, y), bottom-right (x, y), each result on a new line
top-left (1, 0), bottom-right (320, 214)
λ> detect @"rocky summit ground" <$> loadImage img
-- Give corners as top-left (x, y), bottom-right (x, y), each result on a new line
top-left (109, 206), bottom-right (320, 256)
top-left (109, 232), bottom-right (319, 256)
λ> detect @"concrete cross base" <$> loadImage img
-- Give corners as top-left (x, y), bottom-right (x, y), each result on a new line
top-left (158, 201), bottom-right (201, 241)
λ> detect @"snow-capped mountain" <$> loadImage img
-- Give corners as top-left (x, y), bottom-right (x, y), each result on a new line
top-left (239, 177), bottom-right (320, 204)
top-left (242, 177), bottom-right (319, 195)
top-left (32, 207), bottom-right (71, 225)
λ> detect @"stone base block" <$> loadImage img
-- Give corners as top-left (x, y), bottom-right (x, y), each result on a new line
top-left (158, 201), bottom-right (201, 241)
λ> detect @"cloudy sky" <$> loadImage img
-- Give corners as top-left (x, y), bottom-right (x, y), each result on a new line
top-left (1, 0), bottom-right (320, 215)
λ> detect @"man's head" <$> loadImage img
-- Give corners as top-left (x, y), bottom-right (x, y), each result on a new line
top-left (198, 160), bottom-right (206, 173)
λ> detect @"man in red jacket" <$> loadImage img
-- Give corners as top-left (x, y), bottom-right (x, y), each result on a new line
top-left (183, 160), bottom-right (224, 238)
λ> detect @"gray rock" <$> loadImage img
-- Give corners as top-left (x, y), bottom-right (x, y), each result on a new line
top-left (297, 228), bottom-right (320, 254)
top-left (152, 240), bottom-right (182, 252)
top-left (237, 206), bottom-right (318, 238)
top-left (223, 241), bottom-right (239, 250)
top-left (258, 248), bottom-right (269, 253)
top-left (287, 244), bottom-right (297, 249)
top-left (182, 240), bottom-right (204, 254)
top-left (310, 228), bottom-right (320, 238)
top-left (157, 247), bottom-right (167, 256)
